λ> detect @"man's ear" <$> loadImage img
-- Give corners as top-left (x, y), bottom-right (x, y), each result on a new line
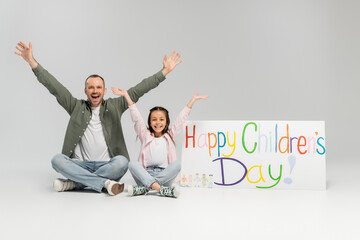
top-left (104, 88), bottom-right (107, 95)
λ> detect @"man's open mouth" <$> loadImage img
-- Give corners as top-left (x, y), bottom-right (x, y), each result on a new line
top-left (91, 95), bottom-right (100, 100)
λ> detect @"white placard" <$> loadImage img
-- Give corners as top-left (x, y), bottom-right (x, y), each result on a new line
top-left (180, 121), bottom-right (326, 190)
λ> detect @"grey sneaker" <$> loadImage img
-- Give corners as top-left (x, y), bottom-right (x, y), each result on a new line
top-left (53, 178), bottom-right (76, 192)
top-left (128, 185), bottom-right (149, 196)
top-left (159, 186), bottom-right (180, 198)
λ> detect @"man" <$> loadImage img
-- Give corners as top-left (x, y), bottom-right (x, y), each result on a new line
top-left (15, 41), bottom-right (182, 196)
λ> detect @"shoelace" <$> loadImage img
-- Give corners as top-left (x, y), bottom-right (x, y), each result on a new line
top-left (160, 187), bottom-right (173, 197)
top-left (133, 186), bottom-right (149, 196)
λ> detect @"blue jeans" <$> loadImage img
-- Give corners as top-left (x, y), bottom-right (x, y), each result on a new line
top-left (51, 154), bottom-right (129, 192)
top-left (128, 160), bottom-right (181, 188)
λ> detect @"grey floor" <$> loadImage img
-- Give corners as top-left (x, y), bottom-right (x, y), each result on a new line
top-left (0, 158), bottom-right (359, 240)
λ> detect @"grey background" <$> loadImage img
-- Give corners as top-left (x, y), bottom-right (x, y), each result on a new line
top-left (2, 0), bottom-right (359, 165)
top-left (1, 1), bottom-right (360, 239)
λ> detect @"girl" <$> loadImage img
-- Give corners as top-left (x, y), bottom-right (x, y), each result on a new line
top-left (112, 87), bottom-right (209, 198)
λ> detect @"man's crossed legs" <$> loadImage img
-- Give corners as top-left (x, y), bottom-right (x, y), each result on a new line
top-left (51, 154), bottom-right (128, 196)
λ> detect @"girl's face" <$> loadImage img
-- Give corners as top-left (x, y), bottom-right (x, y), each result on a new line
top-left (150, 110), bottom-right (167, 137)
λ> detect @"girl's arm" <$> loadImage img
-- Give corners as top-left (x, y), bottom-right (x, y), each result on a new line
top-left (170, 93), bottom-right (210, 137)
top-left (111, 87), bottom-right (147, 142)
top-left (111, 87), bottom-right (134, 106)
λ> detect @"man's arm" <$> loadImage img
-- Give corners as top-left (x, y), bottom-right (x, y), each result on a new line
top-left (114, 51), bottom-right (182, 111)
top-left (15, 42), bottom-right (78, 115)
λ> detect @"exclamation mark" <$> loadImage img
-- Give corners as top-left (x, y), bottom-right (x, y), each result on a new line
top-left (284, 155), bottom-right (296, 184)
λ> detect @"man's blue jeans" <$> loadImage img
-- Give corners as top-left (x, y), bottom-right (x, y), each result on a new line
top-left (51, 154), bottom-right (128, 192)
top-left (128, 160), bottom-right (181, 188)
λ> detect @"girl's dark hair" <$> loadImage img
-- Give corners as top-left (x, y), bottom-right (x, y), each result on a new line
top-left (147, 106), bottom-right (175, 143)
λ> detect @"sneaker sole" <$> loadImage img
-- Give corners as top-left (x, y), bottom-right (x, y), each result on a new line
top-left (174, 186), bottom-right (180, 198)
top-left (128, 185), bottom-right (134, 196)
top-left (111, 183), bottom-right (124, 195)
top-left (53, 179), bottom-right (63, 192)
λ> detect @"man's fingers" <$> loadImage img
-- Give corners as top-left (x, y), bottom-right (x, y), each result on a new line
top-left (14, 52), bottom-right (21, 56)
top-left (174, 53), bottom-right (181, 61)
top-left (17, 43), bottom-right (25, 49)
top-left (16, 46), bottom-right (23, 52)
top-left (19, 41), bottom-right (28, 49)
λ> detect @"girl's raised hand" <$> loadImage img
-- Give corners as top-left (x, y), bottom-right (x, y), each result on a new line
top-left (193, 93), bottom-right (210, 101)
top-left (112, 87), bottom-right (134, 106)
top-left (111, 87), bottom-right (127, 96)
top-left (187, 93), bottom-right (210, 108)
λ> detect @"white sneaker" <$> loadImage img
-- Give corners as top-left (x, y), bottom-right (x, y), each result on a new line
top-left (128, 185), bottom-right (134, 196)
top-left (53, 178), bottom-right (76, 192)
top-left (105, 180), bottom-right (124, 196)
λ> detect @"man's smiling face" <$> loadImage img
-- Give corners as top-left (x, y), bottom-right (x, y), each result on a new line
top-left (85, 77), bottom-right (107, 107)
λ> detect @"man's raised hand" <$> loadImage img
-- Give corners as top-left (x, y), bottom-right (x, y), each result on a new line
top-left (15, 41), bottom-right (38, 69)
top-left (161, 51), bottom-right (182, 76)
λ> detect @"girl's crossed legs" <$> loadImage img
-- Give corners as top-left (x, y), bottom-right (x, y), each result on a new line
top-left (128, 160), bottom-right (181, 192)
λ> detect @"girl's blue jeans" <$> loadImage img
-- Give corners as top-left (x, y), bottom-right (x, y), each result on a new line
top-left (128, 160), bottom-right (181, 188)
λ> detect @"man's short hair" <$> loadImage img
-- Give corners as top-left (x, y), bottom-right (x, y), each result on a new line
top-left (85, 74), bottom-right (105, 88)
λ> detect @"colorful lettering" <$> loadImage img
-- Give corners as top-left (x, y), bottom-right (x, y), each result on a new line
top-left (242, 122), bottom-right (257, 154)
top-left (186, 125), bottom-right (195, 148)
top-left (208, 133), bottom-right (217, 156)
top-left (223, 131), bottom-right (236, 157)
top-left (247, 165), bottom-right (265, 184)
